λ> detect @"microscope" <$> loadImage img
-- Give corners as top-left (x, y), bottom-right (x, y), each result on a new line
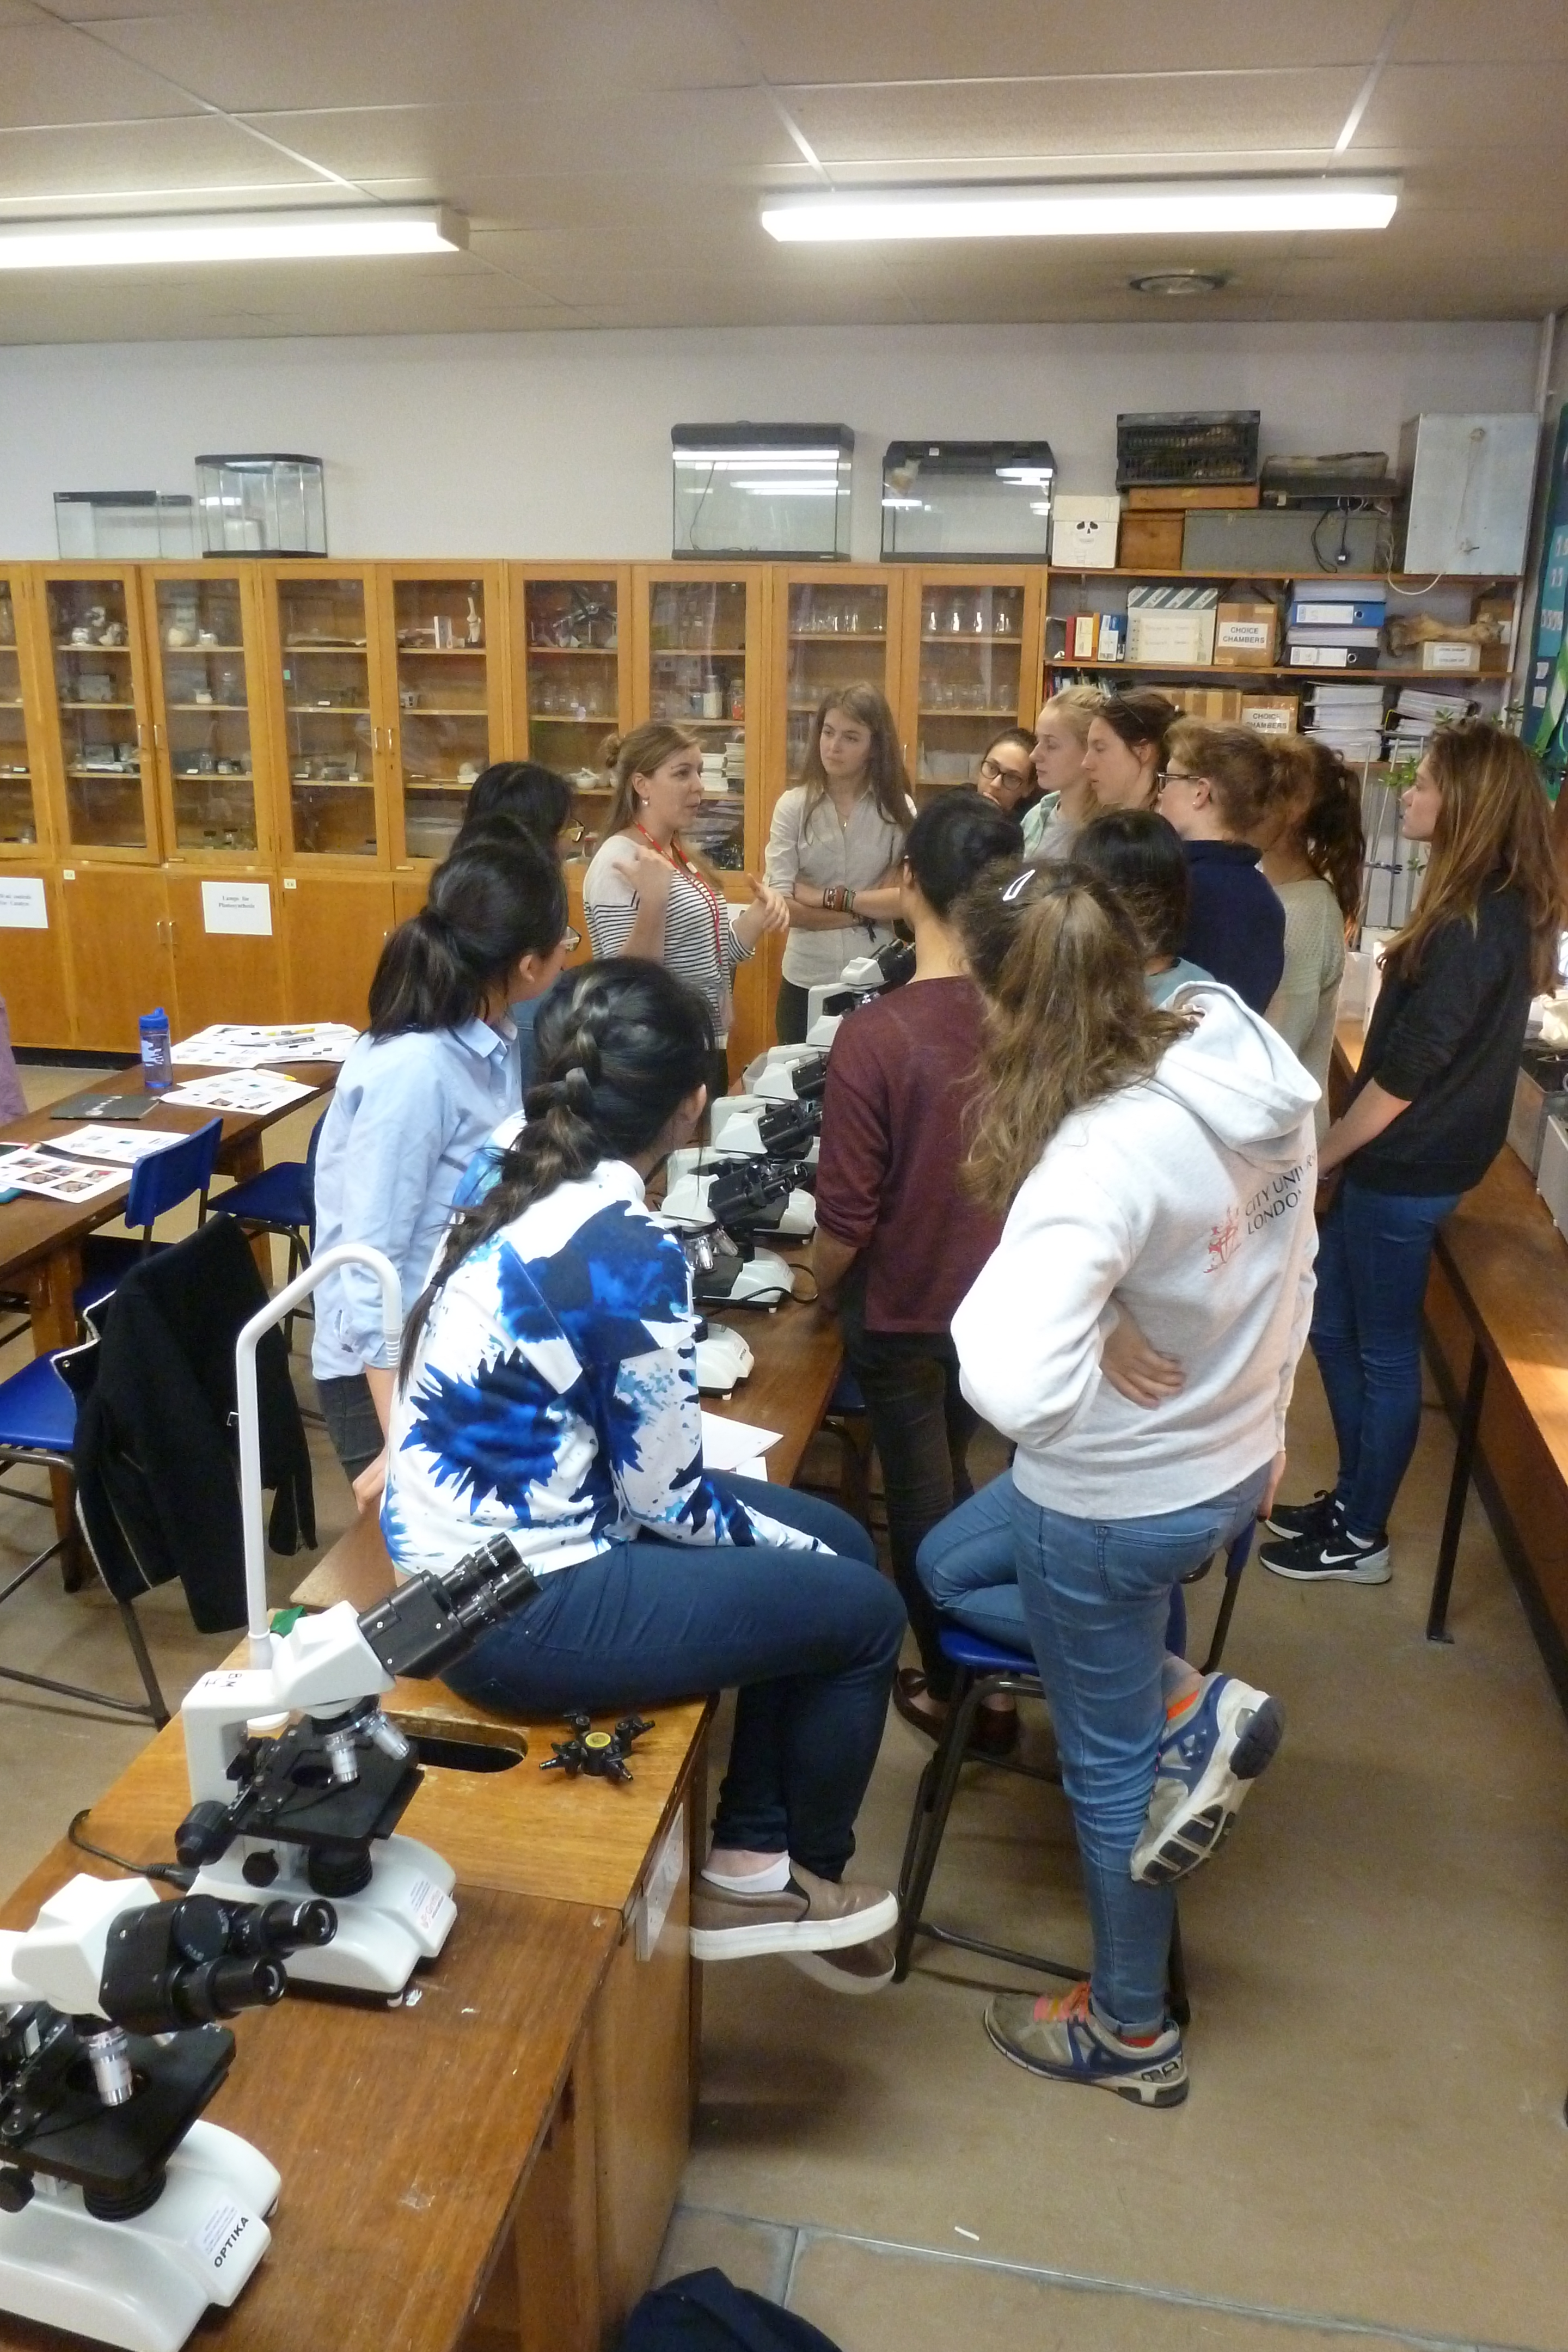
top-left (804, 933), bottom-right (916, 1046)
top-left (175, 1248), bottom-right (550, 2000)
top-left (0, 1870), bottom-right (335, 2351)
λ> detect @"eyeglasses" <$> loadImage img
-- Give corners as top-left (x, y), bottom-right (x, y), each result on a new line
top-left (978, 757), bottom-right (1030, 786)
top-left (561, 924), bottom-right (582, 952)
top-left (1155, 767), bottom-right (1193, 790)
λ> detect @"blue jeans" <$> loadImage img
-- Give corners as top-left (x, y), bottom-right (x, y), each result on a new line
top-left (1309, 1180), bottom-right (1461, 1540)
top-left (917, 1474), bottom-right (1187, 1661)
top-left (1003, 1471), bottom-right (1266, 2037)
top-left (443, 1477), bottom-right (904, 1882)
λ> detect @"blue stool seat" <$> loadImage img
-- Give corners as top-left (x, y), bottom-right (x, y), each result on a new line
top-left (222, 1161), bottom-right (311, 1225)
top-left (936, 1625), bottom-right (1036, 1677)
top-left (0, 1349), bottom-right (76, 1453)
top-left (827, 1367), bottom-right (866, 1416)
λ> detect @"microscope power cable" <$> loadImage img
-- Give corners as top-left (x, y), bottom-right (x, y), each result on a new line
top-left (67, 1805), bottom-right (194, 1890)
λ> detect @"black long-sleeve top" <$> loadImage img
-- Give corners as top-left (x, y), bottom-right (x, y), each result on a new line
top-left (1180, 839), bottom-right (1287, 1013)
top-left (1350, 885), bottom-right (1534, 1196)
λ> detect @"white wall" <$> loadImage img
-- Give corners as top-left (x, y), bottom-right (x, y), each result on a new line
top-left (0, 318), bottom-right (1541, 560)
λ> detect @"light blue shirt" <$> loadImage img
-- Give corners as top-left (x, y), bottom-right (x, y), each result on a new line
top-left (310, 1018), bottom-right (521, 1382)
top-left (1147, 958), bottom-right (1214, 1007)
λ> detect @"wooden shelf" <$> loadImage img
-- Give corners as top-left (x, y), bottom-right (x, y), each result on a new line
top-left (66, 765), bottom-right (140, 779)
top-left (291, 777), bottom-right (370, 791)
top-left (403, 779), bottom-right (476, 793)
top-left (1047, 567), bottom-right (1522, 585)
top-left (175, 771), bottom-right (253, 782)
top-left (650, 646), bottom-right (746, 658)
top-left (649, 715), bottom-right (743, 729)
top-left (526, 645), bottom-right (618, 658)
top-left (400, 707), bottom-right (488, 719)
top-left (921, 634), bottom-right (1022, 646)
top-left (167, 701), bottom-right (247, 712)
top-left (918, 707), bottom-right (1021, 719)
top-left (396, 645), bottom-right (488, 658)
top-left (287, 703), bottom-right (371, 715)
top-left (54, 642), bottom-right (130, 655)
top-left (58, 701), bottom-right (135, 713)
top-left (1048, 660), bottom-right (1494, 682)
top-left (531, 712), bottom-right (616, 725)
top-left (788, 632), bottom-right (887, 642)
top-left (162, 642), bottom-right (245, 653)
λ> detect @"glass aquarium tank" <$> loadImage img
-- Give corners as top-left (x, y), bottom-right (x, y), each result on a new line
top-left (673, 425), bottom-right (852, 560)
top-left (197, 455), bottom-right (327, 556)
top-left (881, 441), bottom-right (1055, 560)
top-left (54, 491), bottom-right (197, 560)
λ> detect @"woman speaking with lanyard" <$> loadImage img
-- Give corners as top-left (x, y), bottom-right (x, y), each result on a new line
top-left (584, 722), bottom-right (789, 1097)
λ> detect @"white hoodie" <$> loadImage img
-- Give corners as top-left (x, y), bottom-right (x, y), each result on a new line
top-left (953, 983), bottom-right (1319, 1518)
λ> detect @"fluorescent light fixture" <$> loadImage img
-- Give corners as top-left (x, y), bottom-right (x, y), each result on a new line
top-left (0, 206), bottom-right (466, 270)
top-left (761, 179), bottom-right (1399, 243)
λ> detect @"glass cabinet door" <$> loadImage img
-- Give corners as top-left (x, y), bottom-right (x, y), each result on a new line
top-left (0, 577), bottom-right (42, 850)
top-left (390, 573), bottom-right (498, 863)
top-left (522, 574), bottom-right (622, 812)
top-left (275, 575), bottom-right (379, 859)
top-left (783, 577), bottom-right (893, 785)
top-left (44, 573), bottom-right (154, 853)
top-left (645, 575), bottom-right (751, 870)
top-left (909, 578), bottom-right (1033, 795)
top-left (150, 573), bottom-right (261, 854)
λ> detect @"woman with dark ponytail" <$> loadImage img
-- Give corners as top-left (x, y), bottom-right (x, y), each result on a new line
top-left (385, 958), bottom-right (906, 1989)
top-left (310, 829), bottom-right (569, 1500)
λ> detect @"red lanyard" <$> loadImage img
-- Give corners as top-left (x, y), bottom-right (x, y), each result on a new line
top-left (633, 823), bottom-right (727, 975)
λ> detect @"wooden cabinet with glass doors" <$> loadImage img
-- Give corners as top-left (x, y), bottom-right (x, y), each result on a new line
top-left (633, 566), bottom-right (765, 878)
top-left (0, 572), bottom-right (48, 854)
top-left (262, 566), bottom-right (389, 866)
top-left (777, 568), bottom-right (904, 800)
top-left (384, 564), bottom-right (507, 866)
top-left (511, 565), bottom-right (630, 829)
top-left (35, 567), bottom-right (161, 859)
top-left (896, 567), bottom-right (1045, 800)
top-left (140, 565), bottom-right (273, 863)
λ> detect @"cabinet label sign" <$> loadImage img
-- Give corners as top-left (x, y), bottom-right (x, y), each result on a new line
top-left (201, 880), bottom-right (273, 938)
top-left (0, 876), bottom-right (47, 930)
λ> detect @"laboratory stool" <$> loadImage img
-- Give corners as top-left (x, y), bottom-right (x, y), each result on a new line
top-left (0, 1343), bottom-right (168, 1726)
top-left (74, 1117), bottom-right (224, 1321)
top-left (892, 1522), bottom-right (1258, 2011)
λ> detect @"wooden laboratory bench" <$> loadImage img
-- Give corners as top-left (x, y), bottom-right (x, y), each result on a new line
top-left (1331, 1020), bottom-right (1568, 1689)
top-left (0, 1838), bottom-right (617, 2352)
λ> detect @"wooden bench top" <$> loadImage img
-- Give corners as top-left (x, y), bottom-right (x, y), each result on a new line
top-left (0, 1839), bottom-right (616, 2352)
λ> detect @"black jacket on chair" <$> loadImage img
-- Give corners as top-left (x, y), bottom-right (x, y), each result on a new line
top-left (66, 1217), bottom-right (316, 1633)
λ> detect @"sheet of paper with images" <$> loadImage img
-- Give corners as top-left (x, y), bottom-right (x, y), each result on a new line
top-left (47, 1124), bottom-right (189, 1166)
top-left (171, 1022), bottom-right (359, 1069)
top-left (0, 1146), bottom-right (126, 1204)
top-left (162, 1070), bottom-right (316, 1114)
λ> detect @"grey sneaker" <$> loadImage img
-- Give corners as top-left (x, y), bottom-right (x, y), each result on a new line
top-left (984, 1983), bottom-right (1187, 2106)
top-left (1132, 1673), bottom-right (1284, 1886)
top-left (689, 1864), bottom-right (898, 1962)
top-left (788, 1932), bottom-right (896, 1995)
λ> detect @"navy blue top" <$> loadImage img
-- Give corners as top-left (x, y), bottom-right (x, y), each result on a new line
top-left (1180, 840), bottom-right (1285, 1014)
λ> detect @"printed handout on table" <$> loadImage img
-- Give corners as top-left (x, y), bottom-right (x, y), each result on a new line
top-left (162, 1070), bottom-right (316, 1114)
top-left (171, 1021), bottom-right (359, 1069)
top-left (48, 1124), bottom-right (189, 1166)
top-left (0, 1146), bottom-right (126, 1204)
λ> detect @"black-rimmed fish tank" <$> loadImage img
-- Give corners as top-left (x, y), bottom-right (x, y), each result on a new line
top-left (880, 440), bottom-right (1055, 560)
top-left (672, 424), bottom-right (853, 560)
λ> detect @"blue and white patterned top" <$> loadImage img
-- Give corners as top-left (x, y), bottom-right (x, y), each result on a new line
top-left (383, 1159), bottom-right (820, 1578)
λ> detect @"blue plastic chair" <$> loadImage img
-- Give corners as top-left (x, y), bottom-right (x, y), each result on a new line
top-left (219, 1112), bottom-right (324, 1347)
top-left (74, 1117), bottom-right (224, 1319)
top-left (0, 1342), bottom-right (168, 1725)
top-left (892, 1521), bottom-right (1258, 2006)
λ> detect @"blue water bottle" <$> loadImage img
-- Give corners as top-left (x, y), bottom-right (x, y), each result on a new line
top-left (139, 1006), bottom-right (173, 1093)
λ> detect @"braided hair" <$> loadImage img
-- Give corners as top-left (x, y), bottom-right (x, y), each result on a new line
top-left (400, 958), bottom-right (715, 1381)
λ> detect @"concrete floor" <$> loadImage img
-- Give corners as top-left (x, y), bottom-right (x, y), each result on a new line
top-left (4, 1056), bottom-right (1567, 2351)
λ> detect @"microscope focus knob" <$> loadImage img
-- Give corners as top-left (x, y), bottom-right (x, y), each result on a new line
top-left (0, 2170), bottom-right (33, 2214)
top-left (241, 1849), bottom-right (280, 1888)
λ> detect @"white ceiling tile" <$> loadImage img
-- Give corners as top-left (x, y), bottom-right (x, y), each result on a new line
top-left (241, 90), bottom-right (798, 188)
top-left (0, 21), bottom-right (206, 127)
top-left (785, 70), bottom-right (1363, 164)
top-left (725, 0), bottom-right (1383, 81)
top-left (0, 113), bottom-right (329, 203)
top-left (1353, 60), bottom-right (1568, 148)
top-left (1391, 0), bottom-right (1568, 64)
top-left (91, 0), bottom-right (753, 113)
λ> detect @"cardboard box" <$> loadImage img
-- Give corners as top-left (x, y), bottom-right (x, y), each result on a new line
top-left (1240, 694), bottom-right (1300, 734)
top-left (1117, 510), bottom-right (1185, 570)
top-left (1051, 495), bottom-right (1121, 568)
top-left (1069, 613), bottom-right (1100, 660)
top-left (1124, 482), bottom-right (1261, 510)
top-left (1126, 584), bottom-right (1218, 666)
top-left (1214, 601), bottom-right (1279, 667)
top-left (1172, 687), bottom-right (1245, 721)
top-left (1418, 639), bottom-right (1483, 674)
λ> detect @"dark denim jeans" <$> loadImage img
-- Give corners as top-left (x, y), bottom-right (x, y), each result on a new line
top-left (318, 1372), bottom-right (382, 1483)
top-left (840, 1293), bottom-right (979, 1699)
top-left (442, 1476), bottom-right (904, 1882)
top-left (1309, 1179), bottom-right (1462, 1540)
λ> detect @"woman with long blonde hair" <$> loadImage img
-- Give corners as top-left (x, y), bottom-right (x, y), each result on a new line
top-left (765, 682), bottom-right (914, 1043)
top-left (1025, 682), bottom-right (1101, 857)
top-left (1263, 719), bottom-right (1563, 1587)
top-left (583, 721), bottom-right (788, 1092)
top-left (924, 862), bottom-right (1316, 2105)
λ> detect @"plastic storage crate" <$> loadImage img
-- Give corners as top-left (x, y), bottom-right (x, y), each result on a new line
top-left (1116, 411), bottom-right (1260, 491)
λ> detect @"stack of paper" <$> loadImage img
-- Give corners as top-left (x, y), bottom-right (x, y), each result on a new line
top-left (1383, 684), bottom-right (1477, 763)
top-left (162, 1070), bottom-right (316, 1115)
top-left (700, 1411), bottom-right (781, 1484)
top-left (0, 1144), bottom-right (125, 1204)
top-left (47, 1124), bottom-right (188, 1166)
top-left (172, 1022), bottom-right (359, 1069)
top-left (1304, 683), bottom-right (1386, 763)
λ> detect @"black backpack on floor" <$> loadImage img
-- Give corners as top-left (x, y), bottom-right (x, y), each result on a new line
top-left (621, 2268), bottom-right (843, 2352)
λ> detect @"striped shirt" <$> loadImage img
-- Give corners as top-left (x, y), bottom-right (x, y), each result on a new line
top-left (583, 834), bottom-right (749, 1039)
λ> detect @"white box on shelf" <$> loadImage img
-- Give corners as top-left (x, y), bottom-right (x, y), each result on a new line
top-left (1418, 640), bottom-right (1483, 674)
top-left (1051, 495), bottom-right (1121, 569)
top-left (1126, 585), bottom-right (1217, 666)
